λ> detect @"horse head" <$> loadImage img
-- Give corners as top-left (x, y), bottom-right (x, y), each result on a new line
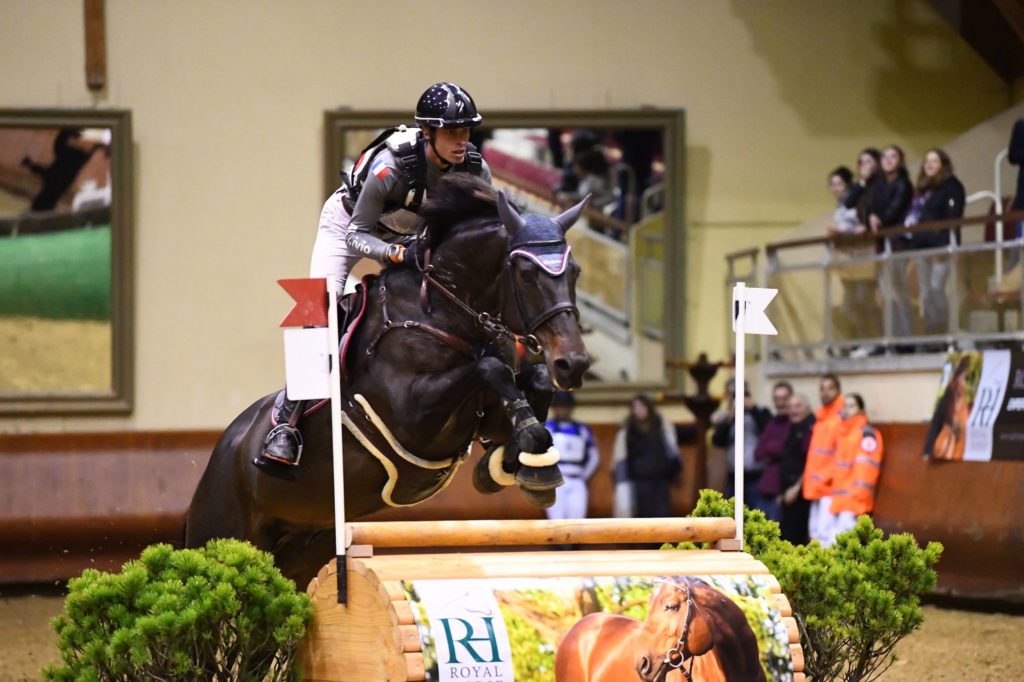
top-left (497, 190), bottom-right (591, 390)
top-left (637, 578), bottom-right (715, 682)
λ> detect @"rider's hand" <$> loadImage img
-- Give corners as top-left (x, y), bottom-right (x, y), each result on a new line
top-left (402, 239), bottom-right (423, 267)
top-left (385, 243), bottom-right (406, 264)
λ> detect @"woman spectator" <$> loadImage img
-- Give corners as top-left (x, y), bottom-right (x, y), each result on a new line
top-left (870, 145), bottom-right (914, 342)
top-left (904, 148), bottom-right (965, 339)
top-left (829, 160), bottom-right (880, 346)
top-left (612, 395), bottom-right (681, 518)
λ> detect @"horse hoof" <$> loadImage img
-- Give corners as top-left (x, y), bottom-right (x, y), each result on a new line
top-left (519, 486), bottom-right (556, 509)
top-left (515, 463), bottom-right (564, 491)
top-left (473, 446), bottom-right (515, 494)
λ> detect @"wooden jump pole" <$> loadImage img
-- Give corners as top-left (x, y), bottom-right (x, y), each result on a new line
top-left (346, 517), bottom-right (736, 549)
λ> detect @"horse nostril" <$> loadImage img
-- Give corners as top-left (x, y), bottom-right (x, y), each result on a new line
top-left (554, 357), bottom-right (571, 375)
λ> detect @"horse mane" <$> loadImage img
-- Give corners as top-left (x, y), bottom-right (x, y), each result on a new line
top-left (417, 174), bottom-right (500, 250)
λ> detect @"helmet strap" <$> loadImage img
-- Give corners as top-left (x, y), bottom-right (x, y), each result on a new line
top-left (427, 128), bottom-right (454, 171)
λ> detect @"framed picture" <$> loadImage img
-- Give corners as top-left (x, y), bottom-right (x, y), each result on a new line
top-left (324, 109), bottom-right (686, 402)
top-left (0, 109), bottom-right (133, 414)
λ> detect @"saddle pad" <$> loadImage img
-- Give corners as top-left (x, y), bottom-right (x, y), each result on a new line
top-left (340, 274), bottom-right (377, 382)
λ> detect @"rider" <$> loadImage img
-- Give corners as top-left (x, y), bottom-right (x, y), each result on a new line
top-left (259, 82), bottom-right (494, 468)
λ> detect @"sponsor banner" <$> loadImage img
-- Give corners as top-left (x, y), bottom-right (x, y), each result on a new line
top-left (925, 348), bottom-right (1024, 461)
top-left (404, 574), bottom-right (793, 682)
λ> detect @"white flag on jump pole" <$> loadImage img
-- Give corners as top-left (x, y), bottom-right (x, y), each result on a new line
top-left (731, 283), bottom-right (778, 549)
top-left (277, 277), bottom-right (346, 602)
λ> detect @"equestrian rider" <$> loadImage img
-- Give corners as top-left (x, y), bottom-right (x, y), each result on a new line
top-left (259, 82), bottom-right (493, 468)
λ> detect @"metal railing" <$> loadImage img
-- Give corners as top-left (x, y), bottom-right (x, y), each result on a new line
top-left (725, 210), bottom-right (1024, 372)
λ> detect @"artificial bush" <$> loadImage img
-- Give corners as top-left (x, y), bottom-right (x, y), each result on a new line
top-left (672, 489), bottom-right (942, 682)
top-left (43, 539), bottom-right (313, 681)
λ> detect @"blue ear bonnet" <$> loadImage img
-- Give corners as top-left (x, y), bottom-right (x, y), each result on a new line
top-left (508, 214), bottom-right (571, 275)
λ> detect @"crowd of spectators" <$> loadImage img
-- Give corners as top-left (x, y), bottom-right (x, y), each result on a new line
top-left (709, 373), bottom-right (884, 547)
top-left (825, 144), bottom-right (967, 356)
top-left (541, 374), bottom-right (885, 551)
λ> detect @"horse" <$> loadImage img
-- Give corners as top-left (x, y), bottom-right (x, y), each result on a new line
top-left (555, 577), bottom-right (766, 682)
top-left (184, 175), bottom-right (591, 586)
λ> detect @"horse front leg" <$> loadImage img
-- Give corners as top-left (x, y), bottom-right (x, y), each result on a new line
top-left (471, 357), bottom-right (562, 507)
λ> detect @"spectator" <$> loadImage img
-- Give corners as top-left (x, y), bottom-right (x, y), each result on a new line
top-left (753, 381), bottom-right (794, 522)
top-left (557, 149), bottom-right (614, 213)
top-left (828, 162), bottom-right (879, 348)
top-left (1005, 117), bottom-right (1023, 268)
top-left (778, 392), bottom-right (815, 545)
top-left (904, 148), bottom-right (965, 340)
top-left (612, 395), bottom-right (681, 518)
top-left (553, 128), bottom-right (599, 195)
top-left (544, 391), bottom-right (600, 521)
top-left (711, 378), bottom-right (772, 515)
top-left (828, 393), bottom-right (885, 546)
top-left (870, 145), bottom-right (914, 343)
top-left (21, 127), bottom-right (104, 212)
top-left (802, 373), bottom-right (844, 545)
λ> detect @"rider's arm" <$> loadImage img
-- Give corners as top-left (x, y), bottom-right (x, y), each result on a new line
top-left (345, 164), bottom-right (404, 263)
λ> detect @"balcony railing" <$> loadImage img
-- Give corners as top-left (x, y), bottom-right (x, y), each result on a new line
top-left (725, 209), bottom-right (1024, 374)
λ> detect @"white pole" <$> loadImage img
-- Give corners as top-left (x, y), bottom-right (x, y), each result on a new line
top-left (733, 282), bottom-right (745, 550)
top-left (327, 279), bottom-right (346, 602)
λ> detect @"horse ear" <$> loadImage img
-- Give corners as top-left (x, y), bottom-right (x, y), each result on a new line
top-left (497, 190), bottom-right (525, 235)
top-left (553, 194), bottom-right (590, 234)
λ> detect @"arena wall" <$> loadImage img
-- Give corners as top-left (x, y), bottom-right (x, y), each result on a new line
top-left (0, 1), bottom-right (1012, 432)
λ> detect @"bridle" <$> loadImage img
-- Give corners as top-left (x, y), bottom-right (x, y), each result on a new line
top-left (506, 238), bottom-right (580, 334)
top-left (638, 580), bottom-right (698, 682)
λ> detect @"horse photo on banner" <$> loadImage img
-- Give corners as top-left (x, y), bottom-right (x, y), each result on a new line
top-left (403, 574), bottom-right (794, 681)
top-left (924, 349), bottom-right (1024, 461)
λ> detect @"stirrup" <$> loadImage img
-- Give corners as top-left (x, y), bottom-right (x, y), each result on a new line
top-left (262, 424), bottom-right (304, 466)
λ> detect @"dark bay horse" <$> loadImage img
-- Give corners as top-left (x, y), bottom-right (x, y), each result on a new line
top-left (184, 176), bottom-right (590, 585)
top-left (555, 577), bottom-right (766, 682)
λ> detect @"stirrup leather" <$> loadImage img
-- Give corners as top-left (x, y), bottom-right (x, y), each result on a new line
top-left (263, 424), bottom-right (304, 466)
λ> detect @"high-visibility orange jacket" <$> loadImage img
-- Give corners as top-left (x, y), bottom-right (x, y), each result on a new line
top-left (801, 395), bottom-right (844, 500)
top-left (830, 414), bottom-right (884, 515)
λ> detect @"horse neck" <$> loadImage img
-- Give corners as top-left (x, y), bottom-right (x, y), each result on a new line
top-left (430, 225), bottom-right (507, 312)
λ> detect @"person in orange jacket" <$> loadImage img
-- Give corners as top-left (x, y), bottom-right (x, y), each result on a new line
top-left (803, 373), bottom-right (844, 545)
top-left (827, 393), bottom-right (884, 546)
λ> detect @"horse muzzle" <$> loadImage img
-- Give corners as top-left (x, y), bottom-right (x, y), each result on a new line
top-left (550, 350), bottom-right (590, 390)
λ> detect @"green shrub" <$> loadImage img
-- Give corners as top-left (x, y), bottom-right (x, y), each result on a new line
top-left (43, 539), bottom-right (313, 681)
top-left (670, 490), bottom-right (942, 682)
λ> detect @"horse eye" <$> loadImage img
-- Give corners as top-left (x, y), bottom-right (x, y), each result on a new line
top-left (520, 265), bottom-right (539, 282)
top-left (665, 603), bottom-right (681, 611)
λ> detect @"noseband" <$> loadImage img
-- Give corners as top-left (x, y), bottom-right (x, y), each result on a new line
top-left (638, 580), bottom-right (698, 682)
top-left (507, 239), bottom-right (579, 334)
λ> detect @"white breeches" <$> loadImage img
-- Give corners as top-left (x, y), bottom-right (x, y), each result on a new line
top-left (309, 191), bottom-right (361, 295)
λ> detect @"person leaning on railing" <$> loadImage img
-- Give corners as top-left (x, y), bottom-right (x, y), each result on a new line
top-left (828, 158), bottom-right (881, 345)
top-left (902, 148), bottom-right (965, 341)
top-left (868, 145), bottom-right (914, 343)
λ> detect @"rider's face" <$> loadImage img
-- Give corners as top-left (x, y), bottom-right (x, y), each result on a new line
top-left (428, 127), bottom-right (471, 166)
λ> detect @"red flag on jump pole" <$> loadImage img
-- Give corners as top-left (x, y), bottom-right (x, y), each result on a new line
top-left (278, 278), bottom-right (328, 328)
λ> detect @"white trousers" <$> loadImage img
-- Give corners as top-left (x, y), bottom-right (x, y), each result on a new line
top-left (808, 496), bottom-right (837, 546)
top-left (309, 192), bottom-right (360, 295)
top-left (828, 511), bottom-right (859, 546)
top-left (545, 477), bottom-right (589, 520)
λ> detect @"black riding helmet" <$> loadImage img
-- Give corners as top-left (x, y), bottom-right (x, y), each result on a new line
top-left (415, 82), bottom-right (483, 128)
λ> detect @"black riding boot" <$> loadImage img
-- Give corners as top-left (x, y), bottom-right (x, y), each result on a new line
top-left (256, 397), bottom-right (304, 468)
